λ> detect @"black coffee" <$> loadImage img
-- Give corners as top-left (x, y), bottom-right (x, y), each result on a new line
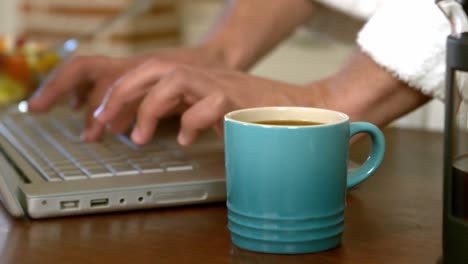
top-left (253, 120), bottom-right (324, 126)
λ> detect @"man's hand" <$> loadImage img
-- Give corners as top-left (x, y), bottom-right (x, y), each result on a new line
top-left (27, 47), bottom-right (231, 137)
top-left (89, 64), bottom-right (321, 146)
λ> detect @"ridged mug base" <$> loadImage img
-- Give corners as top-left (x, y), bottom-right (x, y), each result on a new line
top-left (231, 232), bottom-right (341, 254)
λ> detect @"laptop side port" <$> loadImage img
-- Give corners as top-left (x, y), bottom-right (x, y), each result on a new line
top-left (90, 198), bottom-right (109, 208)
top-left (60, 200), bottom-right (80, 210)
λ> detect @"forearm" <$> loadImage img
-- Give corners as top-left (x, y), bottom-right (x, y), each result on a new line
top-left (198, 0), bottom-right (317, 71)
top-left (305, 50), bottom-right (432, 127)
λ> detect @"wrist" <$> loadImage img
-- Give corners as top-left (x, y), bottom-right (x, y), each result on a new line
top-left (196, 40), bottom-right (249, 71)
top-left (309, 50), bottom-right (431, 126)
top-left (301, 79), bottom-right (333, 110)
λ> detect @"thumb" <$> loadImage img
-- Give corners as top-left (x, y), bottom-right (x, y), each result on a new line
top-left (177, 93), bottom-right (231, 146)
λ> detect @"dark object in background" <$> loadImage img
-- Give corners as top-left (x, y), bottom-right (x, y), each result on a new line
top-left (438, 0), bottom-right (468, 263)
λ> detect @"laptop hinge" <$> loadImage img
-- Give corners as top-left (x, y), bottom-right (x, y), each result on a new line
top-left (0, 151), bottom-right (25, 217)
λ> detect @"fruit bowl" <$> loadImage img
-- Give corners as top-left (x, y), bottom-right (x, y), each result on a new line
top-left (0, 35), bottom-right (61, 105)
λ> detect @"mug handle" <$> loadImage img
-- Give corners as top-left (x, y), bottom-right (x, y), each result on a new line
top-left (347, 122), bottom-right (386, 188)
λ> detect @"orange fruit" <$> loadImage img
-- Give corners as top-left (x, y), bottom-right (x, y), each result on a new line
top-left (0, 54), bottom-right (5, 69)
top-left (0, 37), bottom-right (6, 53)
top-left (4, 54), bottom-right (31, 82)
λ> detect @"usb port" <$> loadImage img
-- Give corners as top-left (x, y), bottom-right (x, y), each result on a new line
top-left (60, 200), bottom-right (80, 210)
top-left (90, 198), bottom-right (109, 208)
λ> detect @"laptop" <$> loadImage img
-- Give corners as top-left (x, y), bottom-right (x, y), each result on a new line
top-left (0, 103), bottom-right (226, 219)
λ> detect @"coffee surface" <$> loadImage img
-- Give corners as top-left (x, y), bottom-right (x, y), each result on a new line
top-left (253, 120), bottom-right (324, 126)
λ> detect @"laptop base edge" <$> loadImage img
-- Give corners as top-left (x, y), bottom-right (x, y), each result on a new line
top-left (25, 180), bottom-right (226, 219)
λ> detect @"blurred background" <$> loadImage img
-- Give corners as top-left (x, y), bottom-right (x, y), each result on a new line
top-left (0, 0), bottom-right (445, 131)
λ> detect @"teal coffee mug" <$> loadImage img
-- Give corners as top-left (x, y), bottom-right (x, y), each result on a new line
top-left (224, 107), bottom-right (385, 254)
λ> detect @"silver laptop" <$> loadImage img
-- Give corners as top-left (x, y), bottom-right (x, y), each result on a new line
top-left (0, 104), bottom-right (226, 219)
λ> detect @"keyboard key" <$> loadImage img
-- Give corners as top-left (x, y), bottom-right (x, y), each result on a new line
top-left (150, 154), bottom-right (179, 163)
top-left (98, 156), bottom-right (126, 163)
top-left (76, 160), bottom-right (102, 167)
top-left (161, 161), bottom-right (195, 172)
top-left (134, 162), bottom-right (164, 174)
top-left (126, 153), bottom-right (150, 161)
top-left (127, 157), bottom-right (153, 164)
top-left (41, 168), bottom-right (63, 182)
top-left (50, 161), bottom-right (75, 168)
top-left (59, 170), bottom-right (87, 180)
top-left (83, 166), bottom-right (113, 178)
top-left (108, 164), bottom-right (140, 176)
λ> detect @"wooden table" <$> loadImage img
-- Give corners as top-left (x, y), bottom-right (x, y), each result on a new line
top-left (0, 128), bottom-right (444, 264)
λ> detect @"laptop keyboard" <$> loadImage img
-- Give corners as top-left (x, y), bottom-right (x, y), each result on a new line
top-left (1, 110), bottom-right (194, 182)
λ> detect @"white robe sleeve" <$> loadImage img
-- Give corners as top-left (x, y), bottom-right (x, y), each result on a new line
top-left (314, 0), bottom-right (381, 19)
top-left (356, 0), bottom-right (450, 100)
